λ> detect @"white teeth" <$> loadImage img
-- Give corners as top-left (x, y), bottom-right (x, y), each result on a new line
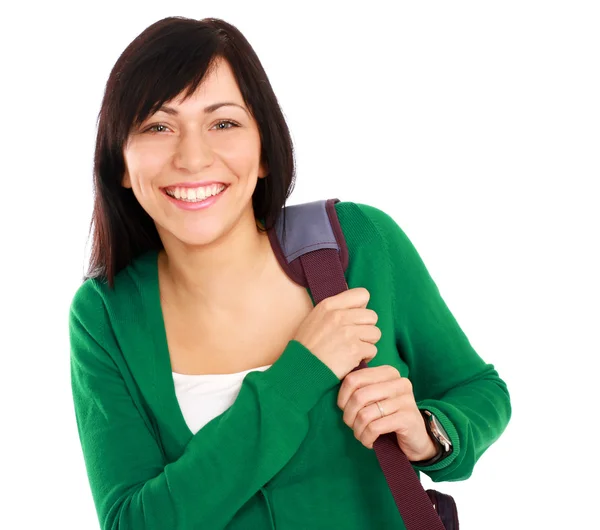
top-left (165, 184), bottom-right (226, 202)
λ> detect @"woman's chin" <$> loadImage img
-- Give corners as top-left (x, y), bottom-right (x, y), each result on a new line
top-left (176, 230), bottom-right (225, 249)
top-left (157, 200), bottom-right (256, 249)
top-left (155, 221), bottom-right (222, 249)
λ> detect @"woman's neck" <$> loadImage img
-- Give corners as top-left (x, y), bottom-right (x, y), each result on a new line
top-left (158, 217), bottom-right (274, 313)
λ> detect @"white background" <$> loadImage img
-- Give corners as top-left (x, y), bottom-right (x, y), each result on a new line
top-left (1, 1), bottom-right (598, 529)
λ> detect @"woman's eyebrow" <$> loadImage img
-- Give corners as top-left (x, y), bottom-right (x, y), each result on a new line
top-left (157, 102), bottom-right (249, 116)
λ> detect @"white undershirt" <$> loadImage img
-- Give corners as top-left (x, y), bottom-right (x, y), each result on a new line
top-left (172, 365), bottom-right (272, 434)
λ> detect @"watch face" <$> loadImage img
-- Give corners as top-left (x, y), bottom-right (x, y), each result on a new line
top-left (430, 415), bottom-right (452, 452)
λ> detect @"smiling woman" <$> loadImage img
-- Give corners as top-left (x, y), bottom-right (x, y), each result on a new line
top-left (69, 15), bottom-right (511, 530)
top-left (121, 57), bottom-right (268, 248)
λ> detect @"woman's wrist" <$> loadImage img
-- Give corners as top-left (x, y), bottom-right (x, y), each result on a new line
top-left (410, 438), bottom-right (443, 465)
top-left (414, 436), bottom-right (440, 462)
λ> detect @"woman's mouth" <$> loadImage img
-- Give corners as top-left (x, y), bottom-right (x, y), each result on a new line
top-left (163, 183), bottom-right (227, 202)
top-left (162, 182), bottom-right (228, 211)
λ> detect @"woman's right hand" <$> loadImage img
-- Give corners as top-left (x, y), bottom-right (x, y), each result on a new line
top-left (293, 288), bottom-right (381, 380)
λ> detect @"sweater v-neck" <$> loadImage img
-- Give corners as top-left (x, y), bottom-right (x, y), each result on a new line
top-left (139, 241), bottom-right (317, 449)
top-left (142, 249), bottom-right (195, 445)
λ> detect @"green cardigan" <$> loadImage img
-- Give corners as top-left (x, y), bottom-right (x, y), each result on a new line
top-left (69, 201), bottom-right (511, 529)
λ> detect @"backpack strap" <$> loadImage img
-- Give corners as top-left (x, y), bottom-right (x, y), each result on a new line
top-left (267, 198), bottom-right (449, 530)
top-left (267, 198), bottom-right (349, 296)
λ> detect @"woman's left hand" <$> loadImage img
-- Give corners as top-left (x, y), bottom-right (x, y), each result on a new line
top-left (337, 365), bottom-right (438, 461)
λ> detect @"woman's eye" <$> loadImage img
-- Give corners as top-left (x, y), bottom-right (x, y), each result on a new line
top-left (213, 120), bottom-right (238, 130)
top-left (145, 124), bottom-right (169, 133)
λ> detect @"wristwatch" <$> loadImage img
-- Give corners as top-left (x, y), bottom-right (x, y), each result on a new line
top-left (412, 409), bottom-right (453, 466)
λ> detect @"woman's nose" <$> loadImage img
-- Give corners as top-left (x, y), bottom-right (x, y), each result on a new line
top-left (172, 128), bottom-right (215, 172)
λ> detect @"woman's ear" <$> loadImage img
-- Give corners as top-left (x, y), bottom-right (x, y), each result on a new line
top-left (122, 170), bottom-right (132, 188)
top-left (258, 159), bottom-right (269, 179)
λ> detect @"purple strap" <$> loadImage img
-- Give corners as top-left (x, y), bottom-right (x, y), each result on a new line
top-left (298, 246), bottom-right (447, 530)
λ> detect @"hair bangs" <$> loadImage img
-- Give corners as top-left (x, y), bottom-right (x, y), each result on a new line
top-left (121, 30), bottom-right (224, 133)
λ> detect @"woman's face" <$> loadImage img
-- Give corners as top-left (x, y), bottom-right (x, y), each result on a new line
top-left (122, 57), bottom-right (267, 248)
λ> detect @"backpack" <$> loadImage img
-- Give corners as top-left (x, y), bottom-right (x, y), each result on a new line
top-left (267, 198), bottom-right (459, 530)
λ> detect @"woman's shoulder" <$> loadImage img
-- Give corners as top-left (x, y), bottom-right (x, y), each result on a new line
top-left (69, 249), bottom-right (158, 327)
top-left (333, 200), bottom-right (414, 253)
top-left (69, 276), bottom-right (108, 325)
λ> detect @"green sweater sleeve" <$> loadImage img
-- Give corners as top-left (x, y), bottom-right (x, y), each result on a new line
top-left (69, 284), bottom-right (340, 530)
top-left (356, 203), bottom-right (512, 482)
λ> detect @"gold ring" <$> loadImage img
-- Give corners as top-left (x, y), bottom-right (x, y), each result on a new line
top-left (376, 401), bottom-right (385, 418)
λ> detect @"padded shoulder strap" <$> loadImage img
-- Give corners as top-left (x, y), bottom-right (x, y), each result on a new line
top-left (267, 198), bottom-right (348, 288)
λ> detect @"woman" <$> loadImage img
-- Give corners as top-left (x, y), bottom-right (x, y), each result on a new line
top-left (69, 16), bottom-right (511, 529)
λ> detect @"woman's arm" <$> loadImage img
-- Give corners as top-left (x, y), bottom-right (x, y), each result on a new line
top-left (356, 203), bottom-right (512, 482)
top-left (70, 283), bottom-right (339, 530)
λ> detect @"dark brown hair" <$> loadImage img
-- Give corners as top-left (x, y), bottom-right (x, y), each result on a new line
top-left (85, 17), bottom-right (295, 287)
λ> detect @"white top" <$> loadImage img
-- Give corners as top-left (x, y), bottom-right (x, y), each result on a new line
top-left (172, 365), bottom-right (272, 434)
